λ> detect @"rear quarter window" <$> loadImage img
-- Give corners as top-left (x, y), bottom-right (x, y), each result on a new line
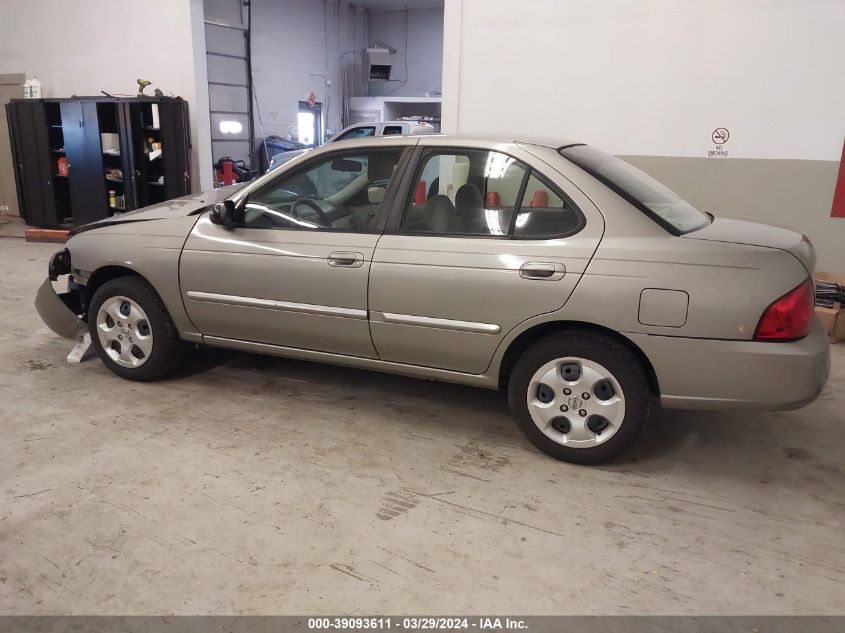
top-left (513, 171), bottom-right (585, 239)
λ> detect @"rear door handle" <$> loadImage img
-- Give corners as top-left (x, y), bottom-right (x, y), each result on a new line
top-left (519, 262), bottom-right (566, 280)
top-left (327, 251), bottom-right (364, 268)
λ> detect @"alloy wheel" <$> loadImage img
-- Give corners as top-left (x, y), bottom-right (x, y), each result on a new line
top-left (95, 296), bottom-right (154, 368)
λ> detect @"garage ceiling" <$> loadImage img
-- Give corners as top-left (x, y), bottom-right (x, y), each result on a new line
top-left (354, 0), bottom-right (444, 10)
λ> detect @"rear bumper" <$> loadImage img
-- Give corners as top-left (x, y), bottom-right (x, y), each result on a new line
top-left (35, 277), bottom-right (86, 339)
top-left (628, 318), bottom-right (831, 410)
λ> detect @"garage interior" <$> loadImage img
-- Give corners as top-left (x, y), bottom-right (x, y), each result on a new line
top-left (1, 0), bottom-right (845, 622)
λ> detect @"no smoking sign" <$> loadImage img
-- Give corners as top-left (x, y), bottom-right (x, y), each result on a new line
top-left (708, 127), bottom-right (730, 158)
top-left (712, 128), bottom-right (730, 145)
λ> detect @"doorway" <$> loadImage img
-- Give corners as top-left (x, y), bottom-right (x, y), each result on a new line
top-left (298, 101), bottom-right (322, 147)
top-left (0, 74), bottom-right (25, 217)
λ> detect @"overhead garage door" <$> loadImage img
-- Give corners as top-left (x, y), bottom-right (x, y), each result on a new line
top-left (203, 0), bottom-right (254, 171)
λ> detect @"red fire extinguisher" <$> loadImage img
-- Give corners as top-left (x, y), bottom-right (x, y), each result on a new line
top-left (219, 158), bottom-right (235, 186)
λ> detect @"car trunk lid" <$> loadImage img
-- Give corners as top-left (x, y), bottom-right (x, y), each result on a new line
top-left (682, 217), bottom-right (816, 273)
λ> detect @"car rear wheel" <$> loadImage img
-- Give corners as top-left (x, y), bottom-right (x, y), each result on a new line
top-left (508, 330), bottom-right (651, 464)
top-left (88, 276), bottom-right (184, 381)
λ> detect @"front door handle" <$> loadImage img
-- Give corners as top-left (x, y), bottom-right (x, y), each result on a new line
top-left (327, 251), bottom-right (364, 268)
top-left (519, 262), bottom-right (566, 281)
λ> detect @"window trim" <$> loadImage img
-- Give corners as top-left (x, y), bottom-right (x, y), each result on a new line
top-left (386, 146), bottom-right (587, 241)
top-left (232, 145), bottom-right (411, 234)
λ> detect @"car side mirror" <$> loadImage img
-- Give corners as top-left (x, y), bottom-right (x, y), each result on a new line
top-left (209, 199), bottom-right (238, 227)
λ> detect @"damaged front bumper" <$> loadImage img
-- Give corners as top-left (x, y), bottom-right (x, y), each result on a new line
top-left (35, 248), bottom-right (86, 339)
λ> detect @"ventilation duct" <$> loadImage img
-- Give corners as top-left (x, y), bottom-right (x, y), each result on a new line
top-left (367, 47), bottom-right (394, 81)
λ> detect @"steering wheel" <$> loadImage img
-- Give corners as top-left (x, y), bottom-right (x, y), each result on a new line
top-left (290, 198), bottom-right (332, 228)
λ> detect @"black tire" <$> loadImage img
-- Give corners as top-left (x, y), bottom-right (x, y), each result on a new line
top-left (88, 276), bottom-right (184, 381)
top-left (507, 330), bottom-right (651, 464)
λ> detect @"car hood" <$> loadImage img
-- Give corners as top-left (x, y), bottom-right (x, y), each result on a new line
top-left (70, 185), bottom-right (244, 234)
top-left (683, 217), bottom-right (815, 273)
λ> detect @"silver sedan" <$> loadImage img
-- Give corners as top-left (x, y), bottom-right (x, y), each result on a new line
top-left (36, 135), bottom-right (831, 464)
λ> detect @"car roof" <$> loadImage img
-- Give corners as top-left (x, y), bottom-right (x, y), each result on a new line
top-left (329, 133), bottom-right (581, 150)
top-left (380, 120), bottom-right (433, 126)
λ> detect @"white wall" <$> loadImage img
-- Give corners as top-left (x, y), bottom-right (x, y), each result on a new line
top-left (251, 0), bottom-right (367, 142)
top-left (367, 7), bottom-right (444, 98)
top-left (442, 0), bottom-right (845, 162)
top-left (442, 0), bottom-right (845, 271)
top-left (0, 0), bottom-right (213, 191)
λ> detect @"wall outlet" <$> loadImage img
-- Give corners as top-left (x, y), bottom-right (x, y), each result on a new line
top-left (269, 111), bottom-right (279, 123)
top-left (0, 205), bottom-right (8, 212)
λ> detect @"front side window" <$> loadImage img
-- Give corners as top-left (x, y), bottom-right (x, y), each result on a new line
top-left (242, 148), bottom-right (403, 231)
top-left (337, 125), bottom-right (376, 141)
top-left (400, 149), bottom-right (527, 236)
top-left (560, 144), bottom-right (711, 234)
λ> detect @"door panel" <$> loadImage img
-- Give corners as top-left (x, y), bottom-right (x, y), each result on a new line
top-left (369, 234), bottom-right (600, 373)
top-left (369, 143), bottom-right (605, 374)
top-left (7, 101), bottom-right (53, 225)
top-left (61, 101), bottom-right (107, 225)
top-left (181, 218), bottom-right (379, 357)
top-left (180, 145), bottom-right (408, 358)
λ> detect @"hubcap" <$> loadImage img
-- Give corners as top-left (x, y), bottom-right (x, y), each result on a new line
top-left (527, 357), bottom-right (625, 448)
top-left (95, 296), bottom-right (153, 368)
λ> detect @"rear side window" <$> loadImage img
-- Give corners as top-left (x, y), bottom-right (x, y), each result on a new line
top-left (400, 149), bottom-right (527, 236)
top-left (398, 148), bottom-right (584, 239)
top-left (560, 144), bottom-right (711, 235)
top-left (382, 125), bottom-right (403, 135)
top-left (513, 172), bottom-right (584, 239)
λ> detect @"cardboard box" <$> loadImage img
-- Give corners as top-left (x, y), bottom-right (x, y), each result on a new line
top-left (814, 271), bottom-right (845, 343)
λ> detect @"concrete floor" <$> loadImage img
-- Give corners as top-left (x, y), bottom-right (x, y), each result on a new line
top-left (1, 236), bottom-right (843, 615)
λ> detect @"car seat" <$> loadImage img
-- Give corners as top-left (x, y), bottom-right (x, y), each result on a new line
top-left (424, 195), bottom-right (460, 233)
top-left (455, 183), bottom-right (486, 233)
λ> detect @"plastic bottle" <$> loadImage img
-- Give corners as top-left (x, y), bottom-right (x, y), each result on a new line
top-left (23, 78), bottom-right (42, 99)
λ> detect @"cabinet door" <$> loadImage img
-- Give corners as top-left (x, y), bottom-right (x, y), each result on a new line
top-left (6, 101), bottom-right (57, 226)
top-left (158, 100), bottom-right (190, 197)
top-left (117, 102), bottom-right (139, 210)
top-left (61, 101), bottom-right (107, 225)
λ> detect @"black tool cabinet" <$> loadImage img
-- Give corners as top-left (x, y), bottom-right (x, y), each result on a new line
top-left (6, 96), bottom-right (190, 227)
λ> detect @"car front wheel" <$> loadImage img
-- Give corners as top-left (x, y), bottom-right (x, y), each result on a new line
top-left (88, 276), bottom-right (184, 381)
top-left (508, 330), bottom-right (652, 464)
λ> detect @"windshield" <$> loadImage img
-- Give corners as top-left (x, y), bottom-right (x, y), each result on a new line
top-left (560, 145), bottom-right (711, 235)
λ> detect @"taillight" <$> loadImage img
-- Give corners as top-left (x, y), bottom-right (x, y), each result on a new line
top-left (754, 279), bottom-right (814, 341)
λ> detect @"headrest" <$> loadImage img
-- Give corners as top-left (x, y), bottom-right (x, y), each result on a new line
top-left (455, 183), bottom-right (483, 215)
top-left (425, 195), bottom-right (458, 233)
